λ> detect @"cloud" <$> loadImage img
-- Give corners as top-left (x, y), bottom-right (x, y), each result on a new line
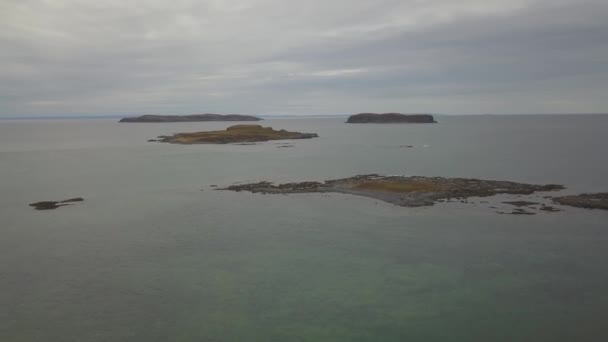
top-left (0, 0), bottom-right (607, 116)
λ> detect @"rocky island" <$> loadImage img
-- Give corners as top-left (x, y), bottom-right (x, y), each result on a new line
top-left (218, 174), bottom-right (563, 207)
top-left (154, 124), bottom-right (318, 144)
top-left (346, 113), bottom-right (437, 124)
top-left (119, 114), bottom-right (261, 123)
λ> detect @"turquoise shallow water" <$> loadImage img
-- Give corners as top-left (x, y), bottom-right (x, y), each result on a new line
top-left (1, 115), bottom-right (608, 341)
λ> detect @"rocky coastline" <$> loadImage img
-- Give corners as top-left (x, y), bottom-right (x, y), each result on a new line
top-left (218, 174), bottom-right (563, 208)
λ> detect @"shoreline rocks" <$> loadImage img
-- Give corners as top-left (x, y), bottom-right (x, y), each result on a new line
top-left (119, 114), bottom-right (262, 123)
top-left (346, 113), bottom-right (437, 124)
top-left (155, 125), bottom-right (318, 144)
top-left (553, 193), bottom-right (608, 210)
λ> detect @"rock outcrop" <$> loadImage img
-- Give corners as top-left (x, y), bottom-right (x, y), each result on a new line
top-left (346, 113), bottom-right (437, 124)
top-left (29, 197), bottom-right (84, 210)
top-left (119, 114), bottom-right (262, 123)
top-left (155, 125), bottom-right (318, 144)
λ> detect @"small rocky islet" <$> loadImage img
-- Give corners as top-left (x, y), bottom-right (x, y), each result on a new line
top-left (346, 113), bottom-right (437, 124)
top-left (29, 197), bottom-right (84, 210)
top-left (152, 124), bottom-right (318, 144)
top-left (119, 114), bottom-right (262, 122)
top-left (217, 174), bottom-right (564, 208)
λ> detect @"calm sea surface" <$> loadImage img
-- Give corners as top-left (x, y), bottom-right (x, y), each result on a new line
top-left (1, 115), bottom-right (607, 341)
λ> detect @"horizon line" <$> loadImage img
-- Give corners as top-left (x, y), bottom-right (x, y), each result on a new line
top-left (1, 113), bottom-right (607, 120)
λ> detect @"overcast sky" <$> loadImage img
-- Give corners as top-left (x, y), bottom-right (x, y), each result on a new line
top-left (1, 0), bottom-right (607, 117)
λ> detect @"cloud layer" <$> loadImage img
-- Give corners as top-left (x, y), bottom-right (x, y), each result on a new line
top-left (1, 0), bottom-right (607, 116)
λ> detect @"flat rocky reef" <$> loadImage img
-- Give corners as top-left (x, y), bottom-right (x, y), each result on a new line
top-left (154, 125), bottom-right (318, 144)
top-left (218, 174), bottom-right (564, 208)
top-left (119, 114), bottom-right (261, 123)
top-left (346, 113), bottom-right (437, 124)
top-left (29, 197), bottom-right (84, 210)
top-left (553, 193), bottom-right (608, 210)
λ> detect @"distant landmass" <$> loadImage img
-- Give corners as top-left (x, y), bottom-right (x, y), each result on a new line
top-left (119, 114), bottom-right (262, 123)
top-left (346, 113), bottom-right (437, 123)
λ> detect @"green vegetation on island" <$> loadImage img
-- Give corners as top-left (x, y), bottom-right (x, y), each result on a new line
top-left (154, 125), bottom-right (319, 144)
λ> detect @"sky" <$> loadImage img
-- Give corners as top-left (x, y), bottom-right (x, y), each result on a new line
top-left (1, 0), bottom-right (607, 117)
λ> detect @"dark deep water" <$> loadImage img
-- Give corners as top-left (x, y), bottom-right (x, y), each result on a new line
top-left (1, 115), bottom-right (607, 341)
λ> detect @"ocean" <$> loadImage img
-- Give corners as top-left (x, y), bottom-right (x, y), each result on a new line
top-left (1, 115), bottom-right (607, 341)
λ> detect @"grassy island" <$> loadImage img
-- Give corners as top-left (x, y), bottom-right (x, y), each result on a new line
top-left (155, 125), bottom-right (318, 144)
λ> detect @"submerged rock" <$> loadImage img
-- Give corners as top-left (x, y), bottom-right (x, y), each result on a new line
top-left (496, 209), bottom-right (537, 215)
top-left (539, 205), bottom-right (563, 212)
top-left (346, 113), bottom-right (437, 124)
top-left (502, 201), bottom-right (540, 207)
top-left (155, 125), bottom-right (318, 145)
top-left (509, 209), bottom-right (537, 215)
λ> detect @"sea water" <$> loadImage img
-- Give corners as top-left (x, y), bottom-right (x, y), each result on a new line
top-left (1, 115), bottom-right (607, 341)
